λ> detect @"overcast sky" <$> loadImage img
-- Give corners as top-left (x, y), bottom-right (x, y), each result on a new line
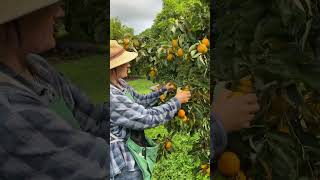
top-left (110, 0), bottom-right (163, 35)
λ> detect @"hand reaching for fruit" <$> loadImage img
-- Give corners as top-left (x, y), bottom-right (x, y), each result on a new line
top-left (212, 88), bottom-right (260, 132)
top-left (175, 90), bottom-right (191, 104)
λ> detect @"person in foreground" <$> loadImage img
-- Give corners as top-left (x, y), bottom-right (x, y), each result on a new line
top-left (0, 1), bottom-right (109, 179)
top-left (109, 40), bottom-right (191, 180)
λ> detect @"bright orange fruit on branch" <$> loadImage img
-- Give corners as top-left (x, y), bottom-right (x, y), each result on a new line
top-left (164, 141), bottom-right (172, 150)
top-left (202, 38), bottom-right (210, 47)
top-left (167, 54), bottom-right (174, 61)
top-left (197, 43), bottom-right (208, 54)
top-left (178, 109), bottom-right (186, 118)
top-left (149, 70), bottom-right (156, 78)
top-left (218, 151), bottom-right (241, 176)
top-left (172, 39), bottom-right (178, 48)
top-left (177, 48), bottom-right (184, 57)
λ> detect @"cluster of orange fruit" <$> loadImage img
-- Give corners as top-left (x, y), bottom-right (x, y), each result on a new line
top-left (197, 38), bottom-right (209, 54)
top-left (167, 39), bottom-right (184, 61)
top-left (177, 85), bottom-right (191, 123)
top-left (216, 151), bottom-right (246, 180)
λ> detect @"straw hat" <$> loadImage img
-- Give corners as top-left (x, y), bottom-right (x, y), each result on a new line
top-left (0, 0), bottom-right (59, 24)
top-left (110, 40), bottom-right (138, 69)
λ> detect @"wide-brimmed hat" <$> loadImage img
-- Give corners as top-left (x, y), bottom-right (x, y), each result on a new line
top-left (0, 0), bottom-right (59, 24)
top-left (110, 40), bottom-right (138, 69)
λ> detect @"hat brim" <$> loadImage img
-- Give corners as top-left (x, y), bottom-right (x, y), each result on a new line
top-left (110, 51), bottom-right (138, 69)
top-left (1, 0), bottom-right (59, 24)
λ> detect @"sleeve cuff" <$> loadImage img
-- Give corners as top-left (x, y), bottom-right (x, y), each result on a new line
top-left (171, 97), bottom-right (181, 110)
top-left (158, 87), bottom-right (167, 94)
top-left (211, 112), bottom-right (228, 156)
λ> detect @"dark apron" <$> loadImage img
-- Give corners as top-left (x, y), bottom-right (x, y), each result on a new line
top-left (124, 91), bottom-right (159, 180)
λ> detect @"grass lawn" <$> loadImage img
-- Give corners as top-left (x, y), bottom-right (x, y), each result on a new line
top-left (51, 54), bottom-right (108, 103)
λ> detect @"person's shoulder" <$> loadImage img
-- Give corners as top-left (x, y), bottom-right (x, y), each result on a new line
top-left (110, 84), bottom-right (123, 95)
top-left (27, 53), bottom-right (62, 82)
top-left (27, 54), bottom-right (50, 68)
top-left (118, 79), bottom-right (129, 87)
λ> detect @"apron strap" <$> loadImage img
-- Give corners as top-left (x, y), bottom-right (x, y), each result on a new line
top-left (110, 133), bottom-right (124, 144)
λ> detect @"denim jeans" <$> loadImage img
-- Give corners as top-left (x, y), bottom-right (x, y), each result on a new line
top-left (113, 165), bottom-right (143, 180)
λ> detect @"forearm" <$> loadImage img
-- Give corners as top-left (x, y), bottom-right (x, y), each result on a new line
top-left (131, 87), bottom-right (167, 107)
top-left (111, 94), bottom-right (180, 130)
top-left (211, 112), bottom-right (228, 157)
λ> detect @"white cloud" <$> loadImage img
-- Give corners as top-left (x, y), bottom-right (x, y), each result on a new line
top-left (110, 0), bottom-right (163, 34)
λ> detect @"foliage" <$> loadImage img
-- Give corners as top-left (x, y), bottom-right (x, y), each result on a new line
top-left (110, 17), bottom-right (134, 40)
top-left (214, 0), bottom-right (320, 179)
top-left (129, 79), bottom-right (209, 179)
top-left (59, 0), bottom-right (107, 43)
top-left (119, 0), bottom-right (211, 178)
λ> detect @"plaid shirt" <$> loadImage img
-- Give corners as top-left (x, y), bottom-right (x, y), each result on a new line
top-left (210, 113), bottom-right (227, 162)
top-left (110, 79), bottom-right (180, 177)
top-left (0, 54), bottom-right (109, 180)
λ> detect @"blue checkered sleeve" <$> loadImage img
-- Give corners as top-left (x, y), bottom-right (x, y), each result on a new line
top-left (211, 112), bottom-right (228, 158)
top-left (118, 79), bottom-right (167, 108)
top-left (129, 87), bottom-right (167, 108)
top-left (110, 91), bottom-right (181, 130)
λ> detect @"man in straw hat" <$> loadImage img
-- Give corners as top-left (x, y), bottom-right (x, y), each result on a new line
top-left (0, 1), bottom-right (109, 179)
top-left (109, 40), bottom-right (191, 179)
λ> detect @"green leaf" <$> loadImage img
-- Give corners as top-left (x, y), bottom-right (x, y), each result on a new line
top-left (189, 44), bottom-right (197, 52)
top-left (304, 0), bottom-right (313, 16)
top-left (192, 52), bottom-right (201, 59)
top-left (171, 26), bottom-right (176, 34)
top-left (199, 55), bottom-right (206, 66)
top-left (300, 19), bottom-right (312, 51)
top-left (190, 50), bottom-right (197, 57)
top-left (293, 0), bottom-right (306, 13)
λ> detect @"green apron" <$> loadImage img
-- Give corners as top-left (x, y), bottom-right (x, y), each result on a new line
top-left (124, 91), bottom-right (159, 180)
top-left (0, 71), bottom-right (80, 129)
top-left (48, 96), bottom-right (80, 129)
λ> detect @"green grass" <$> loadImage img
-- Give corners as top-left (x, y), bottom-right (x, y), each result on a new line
top-left (127, 78), bottom-right (155, 94)
top-left (51, 54), bottom-right (108, 103)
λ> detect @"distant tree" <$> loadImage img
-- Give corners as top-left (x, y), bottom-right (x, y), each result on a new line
top-left (110, 17), bottom-right (134, 40)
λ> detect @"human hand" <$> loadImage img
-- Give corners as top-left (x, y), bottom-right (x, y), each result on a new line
top-left (212, 89), bottom-right (260, 132)
top-left (175, 90), bottom-right (191, 104)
